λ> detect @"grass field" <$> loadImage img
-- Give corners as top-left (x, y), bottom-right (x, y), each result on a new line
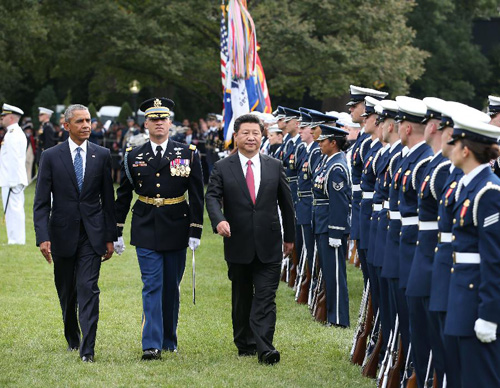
top-left (0, 182), bottom-right (375, 388)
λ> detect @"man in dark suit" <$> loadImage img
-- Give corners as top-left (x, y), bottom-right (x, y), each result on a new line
top-left (206, 113), bottom-right (295, 365)
top-left (33, 104), bottom-right (116, 363)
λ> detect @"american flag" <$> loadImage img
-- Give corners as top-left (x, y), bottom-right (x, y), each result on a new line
top-left (220, 3), bottom-right (228, 89)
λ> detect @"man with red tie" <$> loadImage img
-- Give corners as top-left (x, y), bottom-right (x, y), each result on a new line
top-left (206, 113), bottom-right (295, 365)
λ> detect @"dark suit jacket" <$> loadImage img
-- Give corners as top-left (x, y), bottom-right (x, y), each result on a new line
top-left (206, 152), bottom-right (295, 264)
top-left (33, 140), bottom-right (117, 257)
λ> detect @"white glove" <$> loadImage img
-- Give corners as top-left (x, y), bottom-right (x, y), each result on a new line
top-left (329, 238), bottom-right (342, 248)
top-left (474, 318), bottom-right (497, 343)
top-left (114, 236), bottom-right (125, 256)
top-left (189, 237), bottom-right (201, 251)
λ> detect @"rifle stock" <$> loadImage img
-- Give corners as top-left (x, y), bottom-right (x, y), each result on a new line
top-left (386, 336), bottom-right (403, 388)
top-left (297, 268), bottom-right (310, 305)
top-left (314, 290), bottom-right (327, 323)
top-left (288, 246), bottom-right (298, 288)
top-left (351, 293), bottom-right (373, 365)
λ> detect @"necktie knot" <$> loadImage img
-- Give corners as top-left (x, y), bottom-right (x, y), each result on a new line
top-left (76, 147), bottom-right (82, 155)
top-left (247, 160), bottom-right (252, 167)
top-left (156, 145), bottom-right (163, 156)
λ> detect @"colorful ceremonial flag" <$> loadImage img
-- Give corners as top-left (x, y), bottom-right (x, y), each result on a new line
top-left (220, 0), bottom-right (272, 147)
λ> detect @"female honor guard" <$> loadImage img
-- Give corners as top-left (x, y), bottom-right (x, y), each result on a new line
top-left (444, 116), bottom-right (500, 387)
top-left (312, 124), bottom-right (351, 327)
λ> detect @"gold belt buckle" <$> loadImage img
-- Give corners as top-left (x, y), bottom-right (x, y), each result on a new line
top-left (154, 198), bottom-right (163, 207)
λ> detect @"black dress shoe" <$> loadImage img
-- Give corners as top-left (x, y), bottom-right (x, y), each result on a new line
top-left (259, 350), bottom-right (280, 365)
top-left (238, 348), bottom-right (257, 357)
top-left (142, 348), bottom-right (161, 360)
top-left (67, 346), bottom-right (79, 352)
top-left (81, 355), bottom-right (94, 363)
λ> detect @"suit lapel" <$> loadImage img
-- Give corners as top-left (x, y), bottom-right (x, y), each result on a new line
top-left (229, 153), bottom-right (253, 204)
top-left (81, 142), bottom-right (96, 194)
top-left (59, 141), bottom-right (79, 192)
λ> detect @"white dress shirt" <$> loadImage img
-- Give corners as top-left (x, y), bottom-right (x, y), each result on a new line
top-left (68, 137), bottom-right (88, 177)
top-left (238, 152), bottom-right (261, 197)
top-left (150, 139), bottom-right (169, 157)
top-left (462, 163), bottom-right (491, 187)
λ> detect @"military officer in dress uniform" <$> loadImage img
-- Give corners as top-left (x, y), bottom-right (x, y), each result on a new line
top-left (312, 124), bottom-right (351, 327)
top-left (295, 109), bottom-right (321, 301)
top-left (0, 103), bottom-right (28, 245)
top-left (114, 97), bottom-right (204, 360)
top-left (359, 96), bottom-right (385, 319)
top-left (347, 85), bottom-right (388, 286)
top-left (444, 116), bottom-right (500, 387)
top-left (36, 107), bottom-right (57, 164)
top-left (370, 100), bottom-right (402, 359)
top-left (394, 96), bottom-right (434, 387)
top-left (267, 125), bottom-right (283, 158)
top-left (487, 95), bottom-right (500, 178)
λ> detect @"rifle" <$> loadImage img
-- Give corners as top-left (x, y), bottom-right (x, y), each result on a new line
top-left (350, 281), bottom-right (372, 365)
top-left (379, 315), bottom-right (399, 387)
top-left (287, 245), bottom-right (299, 288)
top-left (280, 255), bottom-right (290, 282)
top-left (294, 243), bottom-right (307, 298)
top-left (296, 266), bottom-right (310, 305)
top-left (400, 344), bottom-right (417, 388)
top-left (362, 309), bottom-right (381, 377)
top-left (349, 239), bottom-right (357, 265)
top-left (311, 269), bottom-right (323, 317)
top-left (307, 243), bottom-right (318, 307)
top-left (314, 287), bottom-right (327, 323)
top-left (423, 351), bottom-right (434, 388)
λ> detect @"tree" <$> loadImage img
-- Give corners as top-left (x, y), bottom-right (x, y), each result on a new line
top-left (87, 103), bottom-right (98, 121)
top-left (118, 102), bottom-right (133, 125)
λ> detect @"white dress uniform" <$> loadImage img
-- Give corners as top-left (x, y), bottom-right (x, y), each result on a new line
top-left (0, 122), bottom-right (28, 244)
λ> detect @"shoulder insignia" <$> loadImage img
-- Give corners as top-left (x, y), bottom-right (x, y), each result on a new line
top-left (189, 144), bottom-right (197, 151)
top-left (472, 183), bottom-right (500, 227)
top-left (126, 147), bottom-right (132, 152)
top-left (332, 181), bottom-right (344, 191)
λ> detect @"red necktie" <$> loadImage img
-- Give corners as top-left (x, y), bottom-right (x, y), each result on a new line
top-left (246, 160), bottom-right (256, 204)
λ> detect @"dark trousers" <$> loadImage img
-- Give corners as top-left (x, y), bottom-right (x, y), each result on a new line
top-left (136, 247), bottom-right (186, 351)
top-left (457, 335), bottom-right (500, 388)
top-left (53, 229), bottom-right (101, 357)
top-left (377, 267), bottom-right (394, 357)
top-left (357, 243), bottom-right (369, 287)
top-left (300, 224), bottom-right (315, 280)
top-left (227, 258), bottom-right (281, 357)
top-left (390, 280), bottom-right (410, 364)
top-left (408, 296), bottom-right (432, 388)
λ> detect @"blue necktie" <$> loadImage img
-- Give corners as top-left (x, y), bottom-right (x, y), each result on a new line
top-left (74, 147), bottom-right (83, 192)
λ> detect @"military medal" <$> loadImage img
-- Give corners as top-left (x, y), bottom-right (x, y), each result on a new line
top-left (290, 154), bottom-right (295, 169)
top-left (402, 170), bottom-right (411, 192)
top-left (393, 167), bottom-right (402, 190)
top-left (420, 175), bottom-right (430, 198)
top-left (460, 198), bottom-right (470, 226)
top-left (444, 181), bottom-right (457, 206)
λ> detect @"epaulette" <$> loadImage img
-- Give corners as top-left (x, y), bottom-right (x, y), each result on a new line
top-left (126, 147), bottom-right (132, 152)
top-left (412, 156), bottom-right (433, 191)
top-left (473, 182), bottom-right (500, 226)
top-left (359, 137), bottom-right (371, 164)
top-left (189, 144), bottom-right (197, 151)
top-left (430, 160), bottom-right (452, 200)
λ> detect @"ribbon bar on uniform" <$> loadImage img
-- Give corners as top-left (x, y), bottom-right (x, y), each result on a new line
top-left (401, 216), bottom-right (418, 226)
top-left (454, 252), bottom-right (480, 264)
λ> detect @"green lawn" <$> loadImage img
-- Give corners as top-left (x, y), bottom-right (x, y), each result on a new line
top-left (0, 183), bottom-right (374, 387)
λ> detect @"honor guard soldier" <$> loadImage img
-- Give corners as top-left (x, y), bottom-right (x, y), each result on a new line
top-left (273, 106), bottom-right (290, 159)
top-left (358, 96), bottom-right (384, 318)
top-left (394, 96), bottom-right (434, 387)
top-left (347, 85), bottom-right (388, 286)
top-left (267, 125), bottom-right (283, 158)
top-left (0, 103), bottom-right (28, 244)
top-left (36, 107), bottom-right (57, 164)
top-left (312, 124), bottom-right (352, 327)
top-left (444, 116), bottom-right (500, 387)
top-left (487, 95), bottom-right (500, 177)
top-left (294, 109), bottom-right (321, 301)
top-left (205, 113), bottom-right (223, 175)
top-left (114, 97), bottom-right (204, 360)
top-left (370, 100), bottom-right (403, 358)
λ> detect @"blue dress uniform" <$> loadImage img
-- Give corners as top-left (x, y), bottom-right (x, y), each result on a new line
top-left (372, 138), bottom-right (403, 357)
top-left (405, 151), bottom-right (449, 387)
top-left (381, 148), bottom-right (412, 359)
top-left (429, 165), bottom-right (463, 388)
top-left (312, 125), bottom-right (351, 326)
top-left (115, 98), bottom-right (204, 355)
top-left (444, 118), bottom-right (500, 388)
top-left (296, 139), bottom-right (321, 280)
